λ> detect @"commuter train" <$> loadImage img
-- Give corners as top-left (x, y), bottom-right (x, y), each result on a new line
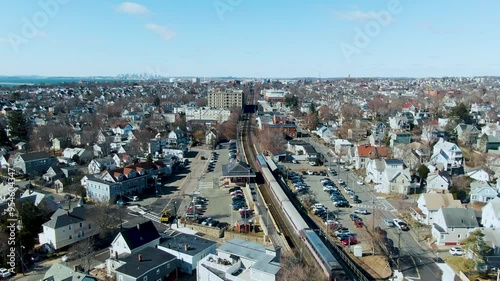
top-left (256, 154), bottom-right (343, 281)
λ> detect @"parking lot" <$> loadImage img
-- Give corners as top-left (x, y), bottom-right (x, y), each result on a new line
top-left (179, 142), bottom-right (256, 230)
top-left (282, 161), bottom-right (374, 251)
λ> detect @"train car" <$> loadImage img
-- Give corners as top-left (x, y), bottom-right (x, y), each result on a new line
top-left (281, 201), bottom-right (309, 235)
top-left (256, 155), bottom-right (268, 169)
top-left (261, 167), bottom-right (289, 206)
top-left (301, 229), bottom-right (342, 281)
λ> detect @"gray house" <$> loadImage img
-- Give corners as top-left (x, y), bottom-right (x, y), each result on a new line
top-left (43, 263), bottom-right (97, 281)
top-left (13, 151), bottom-right (52, 175)
top-left (115, 247), bottom-right (177, 281)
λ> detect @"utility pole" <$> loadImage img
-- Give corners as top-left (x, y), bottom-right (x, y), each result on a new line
top-left (372, 199), bottom-right (376, 233)
top-left (397, 230), bottom-right (402, 271)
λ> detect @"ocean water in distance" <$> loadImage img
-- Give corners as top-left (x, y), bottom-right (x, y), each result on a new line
top-left (0, 77), bottom-right (126, 87)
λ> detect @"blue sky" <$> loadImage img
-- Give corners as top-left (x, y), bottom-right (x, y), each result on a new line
top-left (0, 0), bottom-right (498, 78)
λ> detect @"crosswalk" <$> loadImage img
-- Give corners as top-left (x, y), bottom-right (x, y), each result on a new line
top-left (142, 212), bottom-right (161, 223)
top-left (352, 204), bottom-right (393, 211)
top-left (127, 205), bottom-right (162, 223)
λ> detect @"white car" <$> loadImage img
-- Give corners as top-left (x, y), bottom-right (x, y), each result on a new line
top-left (0, 268), bottom-right (12, 278)
top-left (354, 209), bottom-right (369, 215)
top-left (356, 180), bottom-right (364, 185)
top-left (291, 159), bottom-right (299, 164)
top-left (449, 247), bottom-right (464, 256)
top-left (307, 170), bottom-right (314, 175)
top-left (312, 203), bottom-right (324, 209)
top-left (309, 161), bottom-right (317, 166)
top-left (384, 219), bottom-right (395, 227)
top-left (393, 219), bottom-right (409, 230)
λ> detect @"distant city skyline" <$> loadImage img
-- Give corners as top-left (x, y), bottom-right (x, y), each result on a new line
top-left (0, 0), bottom-right (499, 78)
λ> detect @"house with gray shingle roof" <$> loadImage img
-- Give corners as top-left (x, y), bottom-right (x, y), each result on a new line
top-left (12, 151), bottom-right (52, 175)
top-left (431, 208), bottom-right (479, 246)
top-left (114, 247), bottom-right (177, 281)
top-left (222, 161), bottom-right (256, 184)
top-left (38, 205), bottom-right (100, 250)
top-left (42, 263), bottom-right (97, 281)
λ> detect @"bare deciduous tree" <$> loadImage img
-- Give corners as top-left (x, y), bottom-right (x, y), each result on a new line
top-left (87, 204), bottom-right (125, 239)
top-left (69, 237), bottom-right (96, 273)
top-left (257, 127), bottom-right (286, 153)
top-left (277, 253), bottom-right (324, 281)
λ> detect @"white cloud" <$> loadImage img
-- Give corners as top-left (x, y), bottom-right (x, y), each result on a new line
top-left (145, 24), bottom-right (175, 40)
top-left (116, 2), bottom-right (150, 16)
top-left (335, 10), bottom-right (380, 21)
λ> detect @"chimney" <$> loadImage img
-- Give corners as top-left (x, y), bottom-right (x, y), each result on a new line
top-left (184, 244), bottom-right (189, 251)
top-left (138, 254), bottom-right (142, 262)
top-left (137, 223), bottom-right (140, 230)
top-left (114, 251), bottom-right (118, 259)
top-left (73, 265), bottom-right (78, 272)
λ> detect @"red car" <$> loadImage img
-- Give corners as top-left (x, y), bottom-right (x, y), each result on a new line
top-left (187, 206), bottom-right (204, 214)
top-left (341, 237), bottom-right (358, 246)
top-left (240, 210), bottom-right (254, 216)
top-left (354, 220), bottom-right (363, 228)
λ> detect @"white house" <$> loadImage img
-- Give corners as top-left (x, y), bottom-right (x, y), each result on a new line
top-left (38, 205), bottom-right (99, 250)
top-left (366, 159), bottom-right (411, 194)
top-left (431, 208), bottom-right (479, 246)
top-left (413, 192), bottom-right (462, 225)
top-left (466, 168), bottom-right (493, 183)
top-left (62, 147), bottom-right (93, 163)
top-left (430, 138), bottom-right (463, 172)
top-left (109, 221), bottom-right (160, 258)
top-left (425, 173), bottom-right (451, 193)
top-left (107, 221), bottom-right (161, 274)
top-left (197, 238), bottom-right (281, 281)
top-left (481, 197), bottom-right (500, 229)
top-left (87, 157), bottom-right (118, 174)
top-left (470, 181), bottom-right (498, 203)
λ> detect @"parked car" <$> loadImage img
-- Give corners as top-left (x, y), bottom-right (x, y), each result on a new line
top-left (291, 159), bottom-right (299, 164)
top-left (309, 161), bottom-right (317, 166)
top-left (449, 247), bottom-right (464, 256)
top-left (334, 228), bottom-right (350, 236)
top-left (354, 220), bottom-right (363, 228)
top-left (353, 198), bottom-right (362, 204)
top-left (0, 268), bottom-right (12, 278)
top-left (200, 156), bottom-right (206, 160)
top-left (335, 201), bottom-right (350, 208)
top-left (349, 214), bottom-right (362, 221)
top-left (356, 180), bottom-right (364, 185)
top-left (341, 237), bottom-right (358, 245)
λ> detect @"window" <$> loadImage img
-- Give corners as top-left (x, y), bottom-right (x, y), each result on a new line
top-left (451, 228), bottom-right (454, 232)
top-left (458, 234), bottom-right (461, 239)
top-left (143, 277), bottom-right (148, 281)
top-left (440, 234), bottom-right (444, 239)
top-left (80, 222), bottom-right (83, 227)
top-left (167, 263), bottom-right (170, 269)
top-left (69, 225), bottom-right (71, 230)
top-left (119, 276), bottom-right (123, 281)
top-left (156, 269), bottom-right (160, 275)
top-left (89, 224), bottom-right (91, 229)
top-left (69, 235), bottom-right (72, 240)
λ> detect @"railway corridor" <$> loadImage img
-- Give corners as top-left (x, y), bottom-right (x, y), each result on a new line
top-left (240, 113), bottom-right (292, 253)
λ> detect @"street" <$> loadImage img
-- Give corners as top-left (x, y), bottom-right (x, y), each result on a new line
top-left (305, 135), bottom-right (443, 280)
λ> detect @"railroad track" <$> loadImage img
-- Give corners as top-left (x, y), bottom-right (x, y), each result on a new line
top-left (240, 111), bottom-right (298, 253)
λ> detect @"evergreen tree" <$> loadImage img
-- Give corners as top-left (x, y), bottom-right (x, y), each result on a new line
top-left (7, 110), bottom-right (29, 141)
top-left (0, 123), bottom-right (10, 146)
